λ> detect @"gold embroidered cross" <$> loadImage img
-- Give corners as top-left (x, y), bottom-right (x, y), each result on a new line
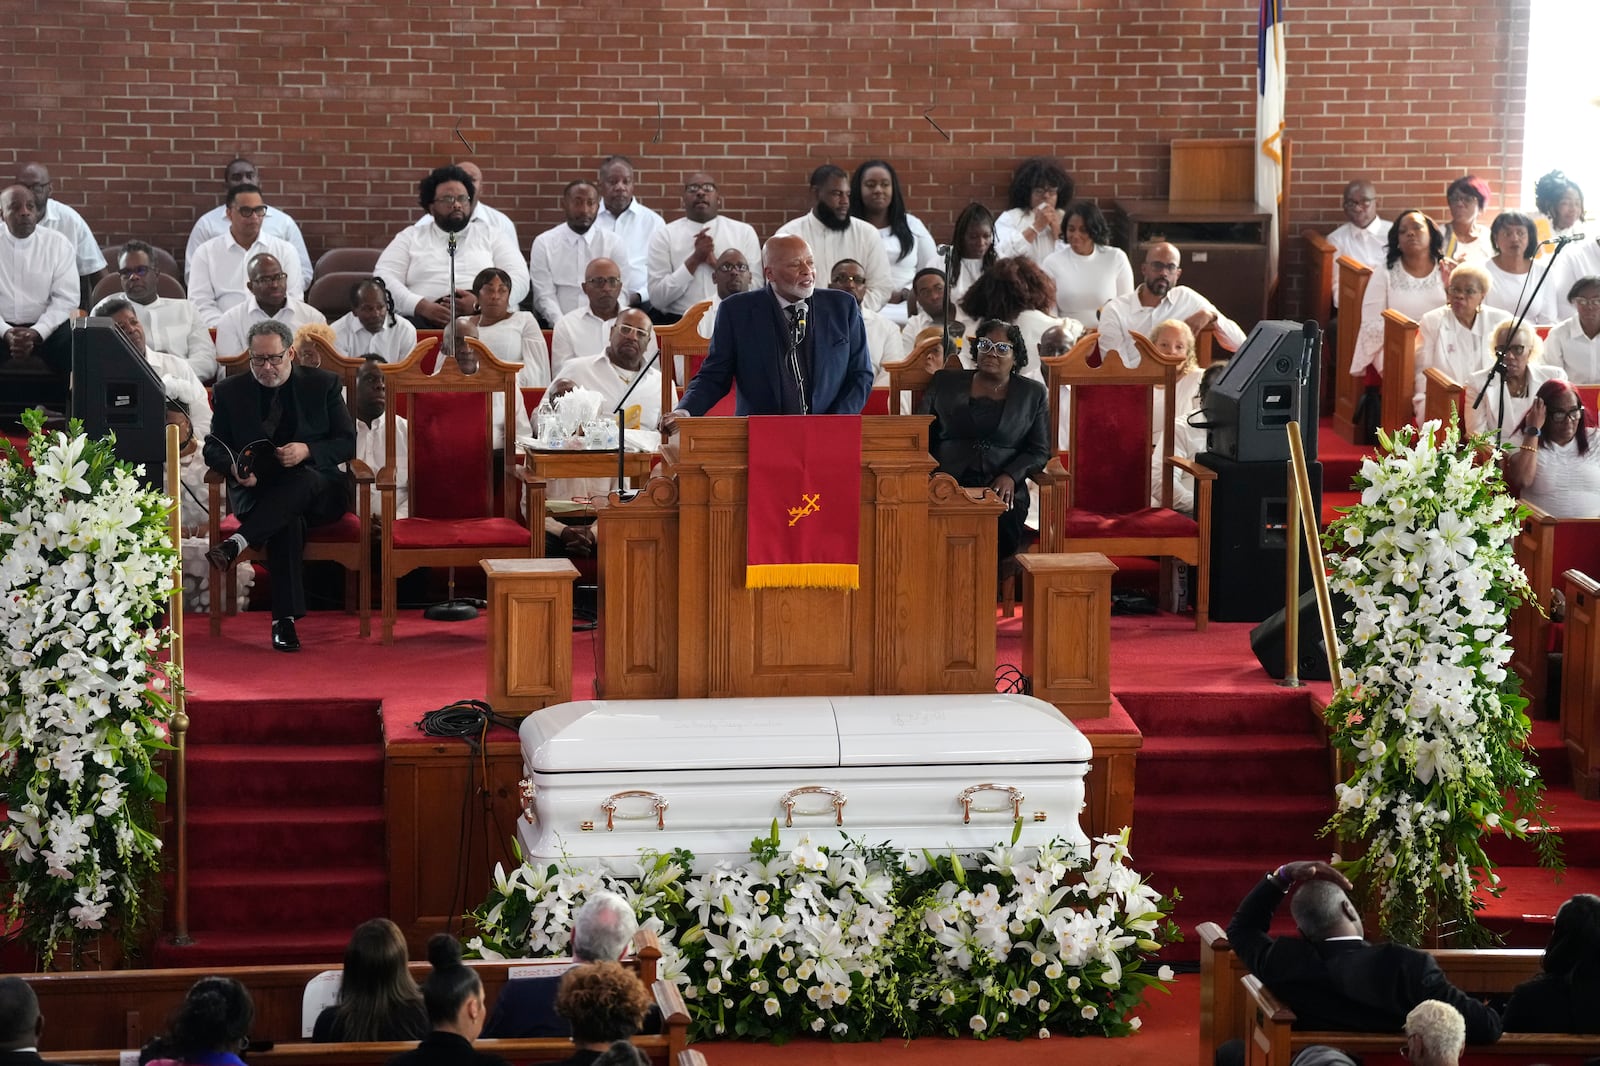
top-left (787, 493), bottom-right (822, 526)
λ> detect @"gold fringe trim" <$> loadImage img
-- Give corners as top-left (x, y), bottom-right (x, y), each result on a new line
top-left (745, 563), bottom-right (860, 590)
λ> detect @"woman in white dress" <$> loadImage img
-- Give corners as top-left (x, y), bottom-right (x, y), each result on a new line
top-left (1466, 321), bottom-right (1567, 445)
top-left (1546, 277), bottom-right (1600, 383)
top-left (1413, 264), bottom-right (1509, 422)
top-left (1507, 377), bottom-right (1600, 517)
top-left (849, 159), bottom-right (939, 326)
top-left (1535, 170), bottom-right (1585, 243)
top-left (455, 267), bottom-right (550, 389)
top-left (1442, 175), bottom-right (1494, 264)
top-left (1041, 201), bottom-right (1134, 325)
top-left (1482, 212), bottom-right (1556, 325)
top-left (1351, 210), bottom-right (1451, 380)
top-left (949, 202), bottom-right (997, 304)
top-left (994, 157), bottom-right (1073, 264)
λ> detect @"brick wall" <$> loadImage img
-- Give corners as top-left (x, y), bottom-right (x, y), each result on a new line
top-left (1, 0), bottom-right (1529, 318)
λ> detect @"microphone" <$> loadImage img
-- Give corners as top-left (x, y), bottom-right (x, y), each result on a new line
top-left (792, 298), bottom-right (808, 340)
top-left (937, 244), bottom-right (956, 258)
top-left (1541, 232), bottom-right (1587, 246)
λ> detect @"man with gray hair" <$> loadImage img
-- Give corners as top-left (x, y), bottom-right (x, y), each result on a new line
top-left (1213, 859), bottom-right (1500, 1066)
top-left (0, 975), bottom-right (49, 1064)
top-left (1404, 1000), bottom-right (1465, 1066)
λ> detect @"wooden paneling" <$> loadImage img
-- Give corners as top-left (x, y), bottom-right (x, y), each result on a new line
top-left (1018, 553), bottom-right (1117, 719)
top-left (1379, 308), bottom-right (1421, 434)
top-left (1332, 256), bottom-right (1373, 442)
top-left (1170, 138), bottom-right (1255, 202)
top-left (1561, 568), bottom-right (1600, 799)
top-left (482, 558), bottom-right (578, 714)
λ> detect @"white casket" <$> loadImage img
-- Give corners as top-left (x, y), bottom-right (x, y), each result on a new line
top-left (516, 693), bottom-right (1092, 867)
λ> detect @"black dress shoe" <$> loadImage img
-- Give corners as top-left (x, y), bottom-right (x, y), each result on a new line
top-left (271, 617), bottom-right (301, 652)
top-left (206, 539), bottom-right (241, 570)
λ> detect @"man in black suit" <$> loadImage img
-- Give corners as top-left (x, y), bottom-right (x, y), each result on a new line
top-left (1216, 859), bottom-right (1501, 1066)
top-left (204, 319), bottom-right (354, 651)
top-left (0, 977), bottom-right (55, 1066)
top-left (660, 233), bottom-right (872, 431)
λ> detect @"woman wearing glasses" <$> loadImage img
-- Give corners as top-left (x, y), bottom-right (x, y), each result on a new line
top-left (1466, 321), bottom-right (1565, 445)
top-left (920, 319), bottom-right (1050, 569)
top-left (1507, 377), bottom-right (1600, 518)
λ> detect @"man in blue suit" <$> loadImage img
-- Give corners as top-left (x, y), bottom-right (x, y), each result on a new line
top-left (661, 233), bottom-right (873, 430)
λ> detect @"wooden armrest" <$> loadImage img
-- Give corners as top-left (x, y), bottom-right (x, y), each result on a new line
top-left (1197, 921), bottom-right (1230, 950)
top-left (348, 458), bottom-right (375, 483)
top-left (1566, 568), bottom-right (1600, 596)
top-left (203, 466), bottom-right (227, 484)
top-left (1167, 455), bottom-right (1217, 481)
top-left (1422, 367), bottom-right (1462, 389)
top-left (1241, 972), bottom-right (1296, 1025)
top-left (1027, 456), bottom-right (1068, 487)
top-left (652, 977), bottom-right (689, 1026)
top-left (1303, 229), bottom-right (1335, 253)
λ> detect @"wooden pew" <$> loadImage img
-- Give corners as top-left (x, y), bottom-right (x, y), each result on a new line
top-left (1511, 504), bottom-right (1600, 718)
top-left (1241, 974), bottom-right (1593, 1066)
top-left (1378, 309), bottom-right (1421, 435)
top-left (1559, 567), bottom-right (1600, 798)
top-left (1422, 366), bottom-right (1466, 435)
top-left (1302, 229), bottom-right (1336, 329)
top-left (24, 931), bottom-right (659, 1052)
top-left (1331, 256), bottom-right (1373, 442)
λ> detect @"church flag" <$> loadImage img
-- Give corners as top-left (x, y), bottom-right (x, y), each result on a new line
top-left (1257, 0), bottom-right (1286, 282)
top-left (746, 415), bottom-right (862, 590)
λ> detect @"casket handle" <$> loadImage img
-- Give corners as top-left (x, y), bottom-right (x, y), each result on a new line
top-left (600, 789), bottom-right (669, 831)
top-left (518, 778), bottom-right (537, 824)
top-left (780, 786), bottom-right (847, 828)
top-left (957, 783), bottom-right (1025, 824)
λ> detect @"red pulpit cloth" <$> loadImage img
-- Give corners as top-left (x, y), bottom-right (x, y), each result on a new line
top-left (745, 415), bottom-right (862, 589)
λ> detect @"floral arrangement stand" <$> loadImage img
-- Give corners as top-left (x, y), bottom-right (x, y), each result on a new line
top-left (1319, 419), bottom-right (1560, 946)
top-left (0, 410), bottom-right (177, 967)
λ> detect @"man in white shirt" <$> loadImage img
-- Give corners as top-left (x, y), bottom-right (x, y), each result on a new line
top-left (777, 165), bottom-right (893, 312)
top-left (595, 155), bottom-right (665, 313)
top-left (529, 180), bottom-right (626, 328)
top-left (550, 257), bottom-right (642, 374)
top-left (213, 253), bottom-right (326, 359)
top-left (188, 185), bottom-right (306, 327)
top-left (352, 355), bottom-right (408, 520)
top-left (96, 296), bottom-right (212, 440)
top-left (1097, 243), bottom-right (1246, 367)
top-left (117, 240), bottom-right (218, 383)
top-left (1326, 181), bottom-right (1391, 307)
top-left (695, 248), bottom-right (754, 340)
top-left (830, 258), bottom-right (903, 385)
top-left (380, 165), bottom-right (530, 328)
top-left (1545, 275), bottom-right (1600, 382)
top-left (17, 162), bottom-right (105, 302)
top-left (410, 161), bottom-right (520, 250)
top-left (330, 277), bottom-right (418, 363)
top-left (0, 184), bottom-right (77, 401)
top-left (901, 268), bottom-right (955, 349)
top-left (185, 158), bottom-right (312, 283)
top-left (647, 171), bottom-right (763, 320)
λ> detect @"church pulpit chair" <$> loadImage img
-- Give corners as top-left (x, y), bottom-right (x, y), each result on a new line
top-left (378, 337), bottom-right (537, 643)
top-left (1332, 255), bottom-right (1373, 442)
top-left (654, 300), bottom-right (728, 416)
top-left (883, 332), bottom-right (943, 414)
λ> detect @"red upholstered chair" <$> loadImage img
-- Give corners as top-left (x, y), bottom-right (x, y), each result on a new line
top-left (206, 337), bottom-right (374, 636)
top-left (378, 336), bottom-right (537, 643)
top-left (1048, 330), bottom-right (1214, 629)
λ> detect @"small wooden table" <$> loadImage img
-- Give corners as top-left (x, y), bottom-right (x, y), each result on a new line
top-left (521, 445), bottom-right (656, 491)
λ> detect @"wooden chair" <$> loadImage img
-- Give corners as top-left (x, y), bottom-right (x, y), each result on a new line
top-left (1511, 502), bottom-right (1600, 718)
top-left (1050, 331), bottom-right (1214, 628)
top-left (206, 339), bottom-right (374, 637)
top-left (89, 272), bottom-right (185, 304)
top-left (1302, 229), bottom-right (1337, 329)
top-left (1331, 256), bottom-right (1373, 442)
top-left (883, 332), bottom-right (943, 414)
top-left (1378, 308), bottom-right (1421, 434)
top-left (312, 247), bottom-right (382, 278)
top-left (378, 337), bottom-right (537, 643)
top-left (654, 300), bottom-right (726, 416)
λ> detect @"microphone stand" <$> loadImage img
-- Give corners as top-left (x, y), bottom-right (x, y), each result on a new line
top-left (612, 337), bottom-right (664, 499)
top-left (425, 226), bottom-right (483, 622)
top-left (1472, 236), bottom-right (1573, 440)
top-left (941, 243), bottom-right (959, 367)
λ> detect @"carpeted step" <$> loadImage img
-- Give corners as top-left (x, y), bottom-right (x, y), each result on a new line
top-left (1477, 866), bottom-right (1600, 947)
top-left (1118, 691), bottom-right (1323, 738)
top-left (1527, 719), bottom-right (1572, 787)
top-left (1134, 794), bottom-right (1333, 858)
top-left (186, 806), bottom-right (387, 869)
top-left (183, 697), bottom-right (383, 746)
top-left (1137, 734), bottom-right (1334, 795)
top-left (187, 866), bottom-right (388, 933)
top-left (186, 744), bottom-right (384, 806)
top-left (148, 927), bottom-right (355, 969)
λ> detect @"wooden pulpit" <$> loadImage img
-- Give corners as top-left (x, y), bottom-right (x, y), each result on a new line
top-left (592, 416), bottom-right (1004, 699)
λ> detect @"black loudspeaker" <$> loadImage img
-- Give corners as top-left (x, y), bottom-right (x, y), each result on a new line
top-left (1251, 589), bottom-right (1349, 682)
top-left (70, 318), bottom-right (166, 489)
top-left (1199, 452), bottom-right (1323, 623)
top-left (1201, 320), bottom-right (1321, 464)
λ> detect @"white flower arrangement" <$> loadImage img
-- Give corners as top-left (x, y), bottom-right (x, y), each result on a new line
top-left (468, 823), bottom-right (1178, 1042)
top-left (0, 412), bottom-right (177, 965)
top-left (1321, 419), bottom-right (1560, 945)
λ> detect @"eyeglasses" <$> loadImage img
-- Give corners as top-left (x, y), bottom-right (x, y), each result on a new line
top-left (1342, 197), bottom-right (1375, 206)
top-left (973, 339), bottom-right (1015, 356)
top-left (1552, 406), bottom-right (1584, 421)
top-left (232, 205), bottom-right (268, 218)
top-left (251, 272), bottom-right (288, 285)
top-left (832, 273), bottom-right (866, 285)
top-left (1146, 262), bottom-right (1180, 274)
top-left (433, 194), bottom-right (472, 206)
top-left (117, 266), bottom-right (152, 278)
top-left (685, 182), bottom-right (717, 194)
top-left (616, 324), bottom-right (651, 340)
top-left (1573, 296), bottom-right (1600, 308)
top-left (585, 276), bottom-right (623, 287)
top-left (717, 262), bottom-right (750, 274)
top-left (1447, 286), bottom-right (1483, 297)
top-left (249, 352), bottom-right (289, 367)
top-left (1503, 344), bottom-right (1528, 355)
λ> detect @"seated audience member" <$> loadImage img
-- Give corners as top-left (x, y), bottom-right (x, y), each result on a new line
top-left (1097, 242), bottom-right (1245, 368)
top-left (0, 975), bottom-right (50, 1066)
top-left (529, 180), bottom-right (626, 327)
top-left (94, 297), bottom-right (211, 438)
top-left (1502, 892), bottom-right (1600, 1033)
top-left (387, 934), bottom-right (507, 1066)
top-left (141, 976), bottom-right (254, 1066)
top-left (484, 890), bottom-right (640, 1039)
top-left (694, 247), bottom-right (753, 341)
top-left (1507, 379), bottom-right (1600, 518)
top-left (1483, 211), bottom-right (1556, 324)
top-left (188, 184), bottom-right (305, 327)
top-left (958, 255), bottom-right (1083, 385)
top-left (1326, 180), bottom-right (1391, 308)
top-left (186, 157), bottom-right (312, 282)
top-left (312, 917), bottom-right (427, 1042)
top-left (351, 355), bottom-right (408, 521)
top-left (331, 277), bottom-right (417, 363)
top-left (1404, 1001), bottom-right (1466, 1066)
top-left (119, 240), bottom-right (217, 383)
top-left (1041, 200), bottom-right (1134, 324)
top-left (1466, 321), bottom-right (1565, 445)
top-left (582, 1042), bottom-right (650, 1066)
top-left (949, 201), bottom-right (998, 303)
top-left (830, 257), bottom-right (904, 384)
top-left (213, 252), bottom-right (326, 359)
top-left (1350, 209), bottom-right (1450, 382)
top-left (901, 267), bottom-right (957, 349)
top-left (922, 319), bottom-right (1049, 571)
top-left (18, 161), bottom-right (105, 298)
top-left (1442, 175), bottom-right (1494, 264)
top-left (1545, 275), bottom-right (1600, 382)
top-left (552, 963), bottom-right (653, 1066)
top-left (994, 156), bottom-right (1073, 263)
top-left (1145, 319), bottom-right (1223, 513)
top-left (850, 159), bottom-right (939, 324)
top-left (203, 320), bottom-right (356, 653)
top-left (0, 184), bottom-right (80, 396)
top-left (455, 267), bottom-right (551, 388)
top-left (778, 164), bottom-right (893, 311)
top-left (552, 257), bottom-right (656, 375)
top-left (378, 164), bottom-right (530, 328)
top-left (411, 161), bottom-right (520, 249)
top-left (1413, 264), bottom-right (1509, 422)
top-left (1213, 858), bottom-right (1501, 1066)
top-left (595, 155), bottom-right (665, 311)
top-left (1535, 169), bottom-right (1586, 242)
top-left (646, 171), bottom-right (762, 322)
